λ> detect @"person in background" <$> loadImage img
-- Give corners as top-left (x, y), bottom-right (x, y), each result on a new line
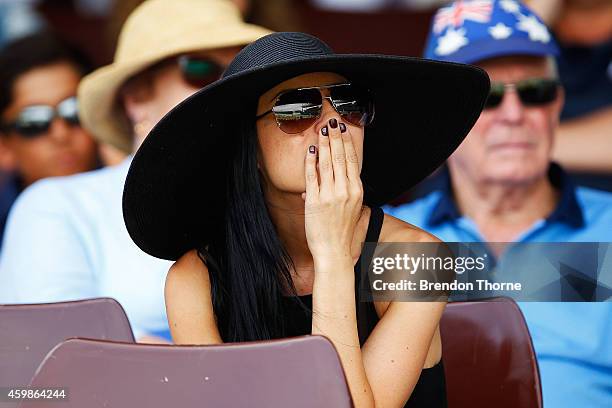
top-left (311, 0), bottom-right (449, 12)
top-left (526, 0), bottom-right (612, 189)
top-left (106, 0), bottom-right (299, 50)
top-left (0, 0), bottom-right (43, 47)
top-left (0, 32), bottom-right (98, 244)
top-left (0, 0), bottom-right (271, 343)
top-left (387, 1), bottom-right (612, 407)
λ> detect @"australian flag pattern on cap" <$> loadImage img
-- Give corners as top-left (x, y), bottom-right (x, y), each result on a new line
top-left (423, 0), bottom-right (559, 64)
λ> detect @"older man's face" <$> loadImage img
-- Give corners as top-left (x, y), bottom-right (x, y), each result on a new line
top-left (448, 56), bottom-right (563, 185)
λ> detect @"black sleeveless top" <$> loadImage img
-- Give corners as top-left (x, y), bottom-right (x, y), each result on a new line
top-left (281, 207), bottom-right (447, 407)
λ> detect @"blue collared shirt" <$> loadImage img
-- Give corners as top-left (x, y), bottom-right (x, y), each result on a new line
top-left (386, 164), bottom-right (612, 408)
top-left (0, 158), bottom-right (172, 340)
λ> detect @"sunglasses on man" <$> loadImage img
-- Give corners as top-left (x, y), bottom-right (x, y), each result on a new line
top-left (256, 83), bottom-right (375, 134)
top-left (123, 55), bottom-right (225, 95)
top-left (485, 78), bottom-right (560, 109)
top-left (0, 96), bottom-right (80, 139)
top-left (177, 55), bottom-right (224, 88)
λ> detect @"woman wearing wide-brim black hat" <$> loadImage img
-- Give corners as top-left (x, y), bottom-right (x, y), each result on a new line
top-left (123, 32), bottom-right (489, 406)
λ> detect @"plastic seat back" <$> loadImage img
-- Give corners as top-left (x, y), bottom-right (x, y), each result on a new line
top-left (22, 335), bottom-right (352, 408)
top-left (441, 297), bottom-right (542, 408)
top-left (0, 298), bottom-right (134, 391)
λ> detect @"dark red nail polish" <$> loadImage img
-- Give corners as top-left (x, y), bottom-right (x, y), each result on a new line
top-left (339, 123), bottom-right (346, 133)
top-left (329, 118), bottom-right (338, 128)
top-left (309, 145), bottom-right (316, 154)
top-left (321, 126), bottom-right (328, 136)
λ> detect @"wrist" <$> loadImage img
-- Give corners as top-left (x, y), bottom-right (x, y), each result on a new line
top-left (313, 253), bottom-right (353, 268)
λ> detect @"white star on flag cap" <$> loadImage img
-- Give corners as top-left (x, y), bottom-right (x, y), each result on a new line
top-left (489, 22), bottom-right (512, 39)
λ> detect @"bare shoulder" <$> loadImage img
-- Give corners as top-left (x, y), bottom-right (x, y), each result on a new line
top-left (165, 249), bottom-right (212, 307)
top-left (379, 212), bottom-right (441, 244)
top-left (371, 212), bottom-right (444, 317)
top-left (165, 249), bottom-right (221, 345)
top-left (168, 249), bottom-right (209, 280)
top-left (371, 214), bottom-right (445, 369)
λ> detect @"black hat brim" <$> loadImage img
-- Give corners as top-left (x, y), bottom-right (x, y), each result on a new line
top-left (123, 54), bottom-right (489, 260)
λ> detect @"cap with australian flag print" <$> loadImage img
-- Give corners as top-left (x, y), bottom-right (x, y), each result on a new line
top-left (423, 0), bottom-right (559, 64)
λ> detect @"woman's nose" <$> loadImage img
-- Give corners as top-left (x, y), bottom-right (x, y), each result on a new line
top-left (314, 98), bottom-right (340, 134)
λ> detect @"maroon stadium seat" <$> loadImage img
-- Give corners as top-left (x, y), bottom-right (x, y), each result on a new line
top-left (441, 297), bottom-right (542, 408)
top-left (22, 335), bottom-right (352, 408)
top-left (0, 298), bottom-right (134, 394)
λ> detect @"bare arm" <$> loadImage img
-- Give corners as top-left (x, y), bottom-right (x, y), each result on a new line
top-left (311, 233), bottom-right (445, 407)
top-left (553, 107), bottom-right (612, 173)
top-left (525, 1), bottom-right (612, 173)
top-left (304, 120), bottom-right (375, 406)
top-left (361, 228), bottom-right (446, 407)
top-left (165, 249), bottom-right (223, 345)
top-left (524, 0), bottom-right (563, 26)
top-left (305, 120), bottom-right (445, 407)
top-left (311, 256), bottom-right (373, 405)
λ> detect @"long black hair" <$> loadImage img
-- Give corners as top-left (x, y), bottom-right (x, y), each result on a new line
top-left (198, 118), bottom-right (302, 342)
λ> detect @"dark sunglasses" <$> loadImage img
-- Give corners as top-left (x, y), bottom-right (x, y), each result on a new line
top-left (177, 55), bottom-right (224, 88)
top-left (485, 78), bottom-right (560, 109)
top-left (256, 83), bottom-right (375, 134)
top-left (1, 96), bottom-right (80, 138)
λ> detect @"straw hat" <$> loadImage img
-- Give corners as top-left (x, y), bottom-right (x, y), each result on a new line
top-left (78, 0), bottom-right (272, 153)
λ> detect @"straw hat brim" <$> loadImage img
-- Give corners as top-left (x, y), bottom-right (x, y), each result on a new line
top-left (78, 23), bottom-right (272, 153)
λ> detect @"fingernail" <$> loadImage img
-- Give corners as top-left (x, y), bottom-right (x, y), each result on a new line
top-left (329, 118), bottom-right (338, 128)
top-left (321, 126), bottom-right (328, 136)
top-left (309, 145), bottom-right (316, 154)
top-left (339, 123), bottom-right (346, 133)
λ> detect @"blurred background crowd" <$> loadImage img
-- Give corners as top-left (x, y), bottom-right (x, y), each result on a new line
top-left (0, 0), bottom-right (610, 407)
top-left (0, 0), bottom-right (610, 215)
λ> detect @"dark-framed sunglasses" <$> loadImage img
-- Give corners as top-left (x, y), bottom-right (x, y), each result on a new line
top-left (177, 55), bottom-right (224, 88)
top-left (485, 78), bottom-right (560, 109)
top-left (255, 83), bottom-right (375, 134)
top-left (0, 96), bottom-right (80, 138)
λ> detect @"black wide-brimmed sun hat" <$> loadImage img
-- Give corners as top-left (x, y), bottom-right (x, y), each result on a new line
top-left (123, 32), bottom-right (490, 261)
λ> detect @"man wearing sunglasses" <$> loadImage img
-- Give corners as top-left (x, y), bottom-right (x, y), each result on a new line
top-left (0, 33), bottom-right (98, 244)
top-left (387, 1), bottom-right (612, 407)
top-left (0, 0), bottom-right (271, 343)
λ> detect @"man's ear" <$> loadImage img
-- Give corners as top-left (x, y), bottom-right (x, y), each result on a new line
top-left (551, 86), bottom-right (565, 127)
top-left (122, 92), bottom-right (150, 126)
top-left (0, 135), bottom-right (17, 172)
top-left (121, 89), bottom-right (154, 149)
